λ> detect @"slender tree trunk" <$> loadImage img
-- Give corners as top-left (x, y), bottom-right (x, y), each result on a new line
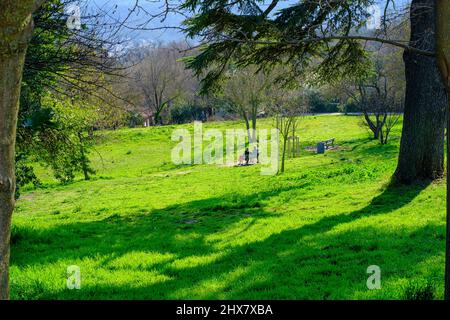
top-left (154, 109), bottom-right (162, 126)
top-left (375, 114), bottom-right (381, 140)
top-left (0, 0), bottom-right (37, 300)
top-left (292, 125), bottom-right (296, 158)
top-left (379, 113), bottom-right (388, 145)
top-left (384, 127), bottom-right (391, 145)
top-left (395, 0), bottom-right (448, 183)
top-left (77, 132), bottom-right (90, 181)
top-left (436, 0), bottom-right (450, 301)
top-left (242, 112), bottom-right (252, 143)
top-left (363, 112), bottom-right (379, 139)
top-left (251, 110), bottom-right (257, 143)
top-left (379, 126), bottom-right (385, 145)
top-left (281, 136), bottom-right (287, 173)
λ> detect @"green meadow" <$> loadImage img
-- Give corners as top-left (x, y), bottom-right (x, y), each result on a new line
top-left (10, 115), bottom-right (446, 300)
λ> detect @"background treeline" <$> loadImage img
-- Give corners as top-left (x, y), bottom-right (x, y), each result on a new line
top-left (114, 40), bottom-right (404, 126)
top-left (16, 0), bottom-right (406, 192)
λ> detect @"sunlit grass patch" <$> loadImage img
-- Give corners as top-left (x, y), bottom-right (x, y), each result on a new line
top-left (11, 115), bottom-right (446, 300)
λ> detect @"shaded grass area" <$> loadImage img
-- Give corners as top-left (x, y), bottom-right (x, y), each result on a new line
top-left (11, 115), bottom-right (446, 299)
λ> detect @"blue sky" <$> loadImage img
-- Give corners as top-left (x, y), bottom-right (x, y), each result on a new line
top-left (87, 0), bottom-right (186, 43)
top-left (89, 0), bottom-right (410, 44)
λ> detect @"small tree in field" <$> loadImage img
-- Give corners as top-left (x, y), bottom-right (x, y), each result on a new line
top-left (129, 43), bottom-right (191, 125)
top-left (272, 91), bottom-right (308, 173)
top-left (46, 96), bottom-right (98, 182)
top-left (335, 46), bottom-right (404, 145)
top-left (221, 66), bottom-right (271, 143)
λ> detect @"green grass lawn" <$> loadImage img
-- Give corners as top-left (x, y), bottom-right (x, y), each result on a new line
top-left (11, 115), bottom-right (446, 300)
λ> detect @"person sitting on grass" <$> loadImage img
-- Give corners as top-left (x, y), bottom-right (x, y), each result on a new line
top-left (238, 155), bottom-right (245, 165)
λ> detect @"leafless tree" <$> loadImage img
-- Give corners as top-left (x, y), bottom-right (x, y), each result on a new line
top-left (272, 90), bottom-right (309, 173)
top-left (222, 67), bottom-right (272, 143)
top-left (336, 44), bottom-right (405, 144)
top-left (128, 42), bottom-right (191, 125)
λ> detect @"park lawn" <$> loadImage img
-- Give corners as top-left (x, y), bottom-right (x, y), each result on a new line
top-left (10, 114), bottom-right (446, 300)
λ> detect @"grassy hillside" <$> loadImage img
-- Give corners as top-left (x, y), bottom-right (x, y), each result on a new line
top-left (11, 115), bottom-right (446, 299)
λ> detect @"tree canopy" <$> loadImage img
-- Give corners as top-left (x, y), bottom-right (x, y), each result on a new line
top-left (181, 0), bottom-right (412, 93)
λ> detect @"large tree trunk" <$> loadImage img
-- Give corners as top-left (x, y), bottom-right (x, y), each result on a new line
top-left (0, 0), bottom-right (37, 300)
top-left (394, 0), bottom-right (448, 183)
top-left (242, 112), bottom-right (252, 143)
top-left (0, 53), bottom-right (23, 300)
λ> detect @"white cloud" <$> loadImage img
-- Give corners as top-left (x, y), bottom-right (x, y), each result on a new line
top-left (366, 4), bottom-right (382, 30)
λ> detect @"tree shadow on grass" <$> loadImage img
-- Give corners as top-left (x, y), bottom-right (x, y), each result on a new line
top-left (337, 137), bottom-right (399, 160)
top-left (287, 179), bottom-right (431, 236)
top-left (11, 181), bottom-right (311, 266)
top-left (58, 222), bottom-right (443, 300)
top-left (11, 178), bottom-right (439, 300)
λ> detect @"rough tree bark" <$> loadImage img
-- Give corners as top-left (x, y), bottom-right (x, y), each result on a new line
top-left (394, 0), bottom-right (448, 183)
top-left (0, 0), bottom-right (39, 300)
